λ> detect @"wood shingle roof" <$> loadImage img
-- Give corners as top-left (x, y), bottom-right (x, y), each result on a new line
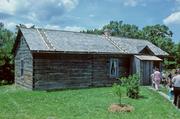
top-left (18, 27), bottom-right (168, 56)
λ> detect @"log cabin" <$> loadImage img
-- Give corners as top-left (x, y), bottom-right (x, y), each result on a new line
top-left (13, 27), bottom-right (168, 90)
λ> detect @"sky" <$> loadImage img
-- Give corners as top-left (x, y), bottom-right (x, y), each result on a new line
top-left (0, 0), bottom-right (180, 43)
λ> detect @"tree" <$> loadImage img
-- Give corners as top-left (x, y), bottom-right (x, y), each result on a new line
top-left (0, 22), bottom-right (15, 84)
top-left (142, 24), bottom-right (174, 54)
top-left (83, 21), bottom-right (142, 39)
top-left (112, 83), bottom-right (122, 104)
top-left (172, 43), bottom-right (180, 67)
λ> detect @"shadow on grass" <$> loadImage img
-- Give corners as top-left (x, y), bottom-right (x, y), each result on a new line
top-left (138, 95), bottom-right (148, 99)
top-left (46, 85), bottom-right (112, 92)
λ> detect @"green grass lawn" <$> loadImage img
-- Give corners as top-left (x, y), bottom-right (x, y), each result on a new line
top-left (159, 85), bottom-right (169, 94)
top-left (0, 85), bottom-right (179, 119)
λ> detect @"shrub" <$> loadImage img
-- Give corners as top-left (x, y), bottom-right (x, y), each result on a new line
top-left (120, 74), bottom-right (140, 99)
top-left (0, 56), bottom-right (14, 84)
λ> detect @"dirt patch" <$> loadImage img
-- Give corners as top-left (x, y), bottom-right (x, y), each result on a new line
top-left (108, 104), bottom-right (134, 112)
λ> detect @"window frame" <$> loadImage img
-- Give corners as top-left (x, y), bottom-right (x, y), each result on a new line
top-left (109, 58), bottom-right (119, 78)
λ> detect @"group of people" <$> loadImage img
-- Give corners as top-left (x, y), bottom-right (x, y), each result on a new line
top-left (151, 68), bottom-right (180, 108)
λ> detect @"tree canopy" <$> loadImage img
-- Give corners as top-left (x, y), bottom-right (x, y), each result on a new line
top-left (0, 22), bottom-right (15, 83)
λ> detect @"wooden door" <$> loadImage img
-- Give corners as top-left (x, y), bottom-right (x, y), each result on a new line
top-left (141, 61), bottom-right (153, 85)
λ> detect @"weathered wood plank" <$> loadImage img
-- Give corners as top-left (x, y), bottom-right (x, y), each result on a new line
top-left (15, 36), bottom-right (33, 89)
top-left (32, 53), bottom-right (131, 90)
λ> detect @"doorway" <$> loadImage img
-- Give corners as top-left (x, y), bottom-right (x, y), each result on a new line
top-left (140, 61), bottom-right (153, 85)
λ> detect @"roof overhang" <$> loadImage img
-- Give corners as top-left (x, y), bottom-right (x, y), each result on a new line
top-left (135, 55), bottom-right (162, 61)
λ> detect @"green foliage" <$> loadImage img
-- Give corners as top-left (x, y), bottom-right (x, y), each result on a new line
top-left (102, 21), bottom-right (141, 39)
top-left (112, 74), bottom-right (140, 100)
top-left (112, 83), bottom-right (122, 104)
top-left (120, 74), bottom-right (140, 99)
top-left (172, 43), bottom-right (180, 67)
top-left (142, 24), bottom-right (174, 54)
top-left (0, 22), bottom-right (14, 65)
top-left (163, 58), bottom-right (177, 69)
top-left (0, 22), bottom-right (15, 83)
top-left (81, 29), bottom-right (103, 35)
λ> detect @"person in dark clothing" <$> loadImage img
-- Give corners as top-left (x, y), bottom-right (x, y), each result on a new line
top-left (167, 72), bottom-right (173, 88)
top-left (172, 70), bottom-right (180, 108)
top-left (168, 73), bottom-right (172, 81)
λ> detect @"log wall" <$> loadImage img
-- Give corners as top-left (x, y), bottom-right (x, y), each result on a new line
top-left (33, 53), bottom-right (130, 90)
top-left (14, 37), bottom-right (33, 89)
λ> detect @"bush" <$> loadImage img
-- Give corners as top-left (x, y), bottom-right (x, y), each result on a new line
top-left (120, 74), bottom-right (140, 99)
top-left (0, 56), bottom-right (14, 84)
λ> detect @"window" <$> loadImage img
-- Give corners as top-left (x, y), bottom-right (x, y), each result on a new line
top-left (110, 58), bottom-right (119, 78)
top-left (20, 59), bottom-right (24, 77)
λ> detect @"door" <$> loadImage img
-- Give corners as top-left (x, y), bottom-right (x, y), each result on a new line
top-left (141, 61), bottom-right (153, 85)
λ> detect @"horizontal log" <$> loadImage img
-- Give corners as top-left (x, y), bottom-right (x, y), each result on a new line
top-left (16, 81), bottom-right (33, 89)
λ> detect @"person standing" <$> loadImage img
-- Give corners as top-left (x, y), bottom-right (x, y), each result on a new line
top-left (151, 73), bottom-right (155, 88)
top-left (167, 72), bottom-right (172, 86)
top-left (168, 72), bottom-right (172, 80)
top-left (153, 68), bottom-right (161, 91)
top-left (172, 70), bottom-right (180, 107)
top-left (161, 71), bottom-right (166, 87)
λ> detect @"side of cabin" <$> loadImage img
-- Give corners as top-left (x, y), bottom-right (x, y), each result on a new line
top-left (14, 28), bottom-right (168, 90)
